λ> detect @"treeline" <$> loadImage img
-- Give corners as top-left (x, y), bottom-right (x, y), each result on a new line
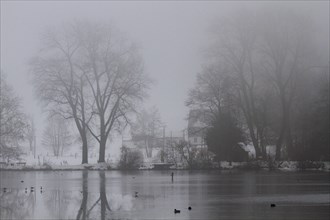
top-left (187, 8), bottom-right (329, 161)
top-left (1, 7), bottom-right (328, 165)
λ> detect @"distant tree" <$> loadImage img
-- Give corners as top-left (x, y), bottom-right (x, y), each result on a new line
top-left (195, 147), bottom-right (214, 169)
top-left (208, 9), bottom-right (271, 159)
top-left (292, 67), bottom-right (329, 161)
top-left (162, 140), bottom-right (179, 166)
top-left (42, 115), bottom-right (72, 157)
top-left (205, 112), bottom-right (246, 164)
top-left (174, 140), bottom-right (199, 169)
top-left (203, 7), bottom-right (323, 161)
top-left (131, 107), bottom-right (162, 158)
top-left (118, 146), bottom-right (144, 169)
top-left (25, 116), bottom-right (36, 158)
top-left (172, 141), bottom-right (213, 169)
top-left (186, 63), bottom-right (243, 163)
top-left (257, 8), bottom-right (316, 160)
top-left (186, 62), bottom-right (237, 124)
top-left (0, 73), bottom-right (27, 161)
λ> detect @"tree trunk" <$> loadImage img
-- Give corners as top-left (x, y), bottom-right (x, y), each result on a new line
top-left (276, 92), bottom-right (290, 161)
top-left (258, 128), bottom-right (267, 159)
top-left (98, 138), bottom-right (106, 163)
top-left (81, 135), bottom-right (88, 164)
top-left (260, 136), bottom-right (267, 159)
top-left (72, 112), bottom-right (89, 164)
top-left (145, 138), bottom-right (149, 158)
top-left (286, 125), bottom-right (294, 160)
top-left (238, 90), bottom-right (261, 159)
top-left (251, 132), bottom-right (261, 159)
top-left (29, 140), bottom-right (33, 153)
top-left (275, 110), bottom-right (287, 160)
top-left (284, 106), bottom-right (293, 159)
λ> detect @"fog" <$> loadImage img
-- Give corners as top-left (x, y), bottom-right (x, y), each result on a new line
top-left (1, 1), bottom-right (329, 158)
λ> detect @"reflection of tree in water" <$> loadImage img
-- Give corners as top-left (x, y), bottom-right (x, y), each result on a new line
top-left (77, 171), bottom-right (111, 220)
top-left (0, 190), bottom-right (35, 219)
top-left (76, 170), bottom-right (89, 219)
top-left (45, 187), bottom-right (76, 218)
top-left (99, 171), bottom-right (111, 219)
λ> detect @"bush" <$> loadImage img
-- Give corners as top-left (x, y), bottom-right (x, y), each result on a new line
top-left (206, 112), bottom-right (246, 163)
top-left (118, 146), bottom-right (144, 170)
top-left (195, 148), bottom-right (213, 169)
top-left (42, 162), bottom-right (53, 170)
top-left (297, 161), bottom-right (324, 170)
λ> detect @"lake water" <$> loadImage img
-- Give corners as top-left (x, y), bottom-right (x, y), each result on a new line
top-left (0, 170), bottom-right (329, 220)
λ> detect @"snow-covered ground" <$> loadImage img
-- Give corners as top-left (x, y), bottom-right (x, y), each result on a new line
top-left (1, 151), bottom-right (329, 171)
top-left (0, 153), bottom-right (117, 170)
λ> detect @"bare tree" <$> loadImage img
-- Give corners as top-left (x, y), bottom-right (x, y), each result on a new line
top-left (175, 140), bottom-right (198, 169)
top-left (72, 21), bottom-right (151, 163)
top-left (131, 107), bottom-right (162, 158)
top-left (31, 21), bottom-right (150, 164)
top-left (258, 8), bottom-right (315, 159)
top-left (31, 23), bottom-right (94, 164)
top-left (42, 115), bottom-right (72, 157)
top-left (209, 10), bottom-right (266, 159)
top-left (205, 8), bottom-right (318, 160)
top-left (25, 116), bottom-right (36, 158)
top-left (0, 73), bottom-right (27, 161)
top-left (186, 62), bottom-right (237, 122)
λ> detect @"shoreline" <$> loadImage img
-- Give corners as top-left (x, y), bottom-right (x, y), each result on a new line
top-left (1, 160), bottom-right (329, 172)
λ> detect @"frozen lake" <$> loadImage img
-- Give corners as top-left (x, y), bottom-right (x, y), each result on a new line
top-left (0, 170), bottom-right (329, 220)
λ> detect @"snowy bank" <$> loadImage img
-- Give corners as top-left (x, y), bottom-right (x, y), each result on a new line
top-left (1, 159), bottom-right (329, 171)
top-left (211, 160), bottom-right (330, 172)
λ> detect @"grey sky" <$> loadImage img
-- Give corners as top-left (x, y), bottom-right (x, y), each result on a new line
top-left (1, 1), bottom-right (329, 146)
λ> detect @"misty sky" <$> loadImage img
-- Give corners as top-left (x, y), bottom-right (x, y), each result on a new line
top-left (1, 1), bottom-right (329, 152)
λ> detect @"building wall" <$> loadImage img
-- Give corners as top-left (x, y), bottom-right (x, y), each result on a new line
top-left (188, 136), bottom-right (205, 148)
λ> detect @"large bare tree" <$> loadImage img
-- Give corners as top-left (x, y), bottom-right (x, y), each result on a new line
top-left (73, 22), bottom-right (150, 163)
top-left (31, 22), bottom-right (96, 164)
top-left (208, 10), bottom-right (267, 159)
top-left (204, 8), bottom-right (318, 160)
top-left (32, 21), bottom-right (150, 164)
top-left (257, 8), bottom-right (315, 159)
top-left (187, 7), bottom-right (323, 163)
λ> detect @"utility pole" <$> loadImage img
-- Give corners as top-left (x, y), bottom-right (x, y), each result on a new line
top-left (33, 133), bottom-right (36, 159)
top-left (161, 125), bottom-right (166, 163)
